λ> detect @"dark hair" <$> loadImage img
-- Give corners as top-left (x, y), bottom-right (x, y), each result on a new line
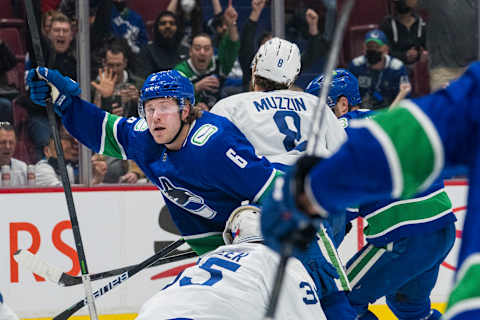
top-left (50, 12), bottom-right (72, 27)
top-left (254, 75), bottom-right (289, 91)
top-left (155, 11), bottom-right (178, 25)
top-left (106, 38), bottom-right (129, 59)
top-left (258, 31), bottom-right (273, 48)
top-left (191, 33), bottom-right (213, 45)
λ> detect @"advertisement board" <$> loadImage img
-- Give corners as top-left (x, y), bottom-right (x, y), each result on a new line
top-left (0, 181), bottom-right (468, 318)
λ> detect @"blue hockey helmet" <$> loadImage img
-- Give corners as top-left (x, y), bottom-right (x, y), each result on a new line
top-left (138, 70), bottom-right (195, 118)
top-left (305, 69), bottom-right (361, 108)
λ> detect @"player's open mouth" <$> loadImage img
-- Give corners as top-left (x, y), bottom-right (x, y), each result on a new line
top-left (154, 127), bottom-right (165, 132)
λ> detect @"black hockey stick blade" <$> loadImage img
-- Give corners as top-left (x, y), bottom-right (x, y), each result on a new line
top-left (14, 249), bottom-right (197, 286)
top-left (53, 238), bottom-right (186, 320)
top-left (66, 251), bottom-right (197, 286)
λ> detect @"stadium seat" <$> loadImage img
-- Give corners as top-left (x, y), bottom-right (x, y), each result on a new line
top-left (0, 27), bottom-right (25, 58)
top-left (12, 97), bottom-right (35, 164)
top-left (6, 60), bottom-right (25, 93)
top-left (411, 58), bottom-right (431, 97)
top-left (338, 0), bottom-right (389, 27)
top-left (127, 0), bottom-right (169, 24)
top-left (0, 0), bottom-right (15, 19)
top-left (0, 18), bottom-right (23, 29)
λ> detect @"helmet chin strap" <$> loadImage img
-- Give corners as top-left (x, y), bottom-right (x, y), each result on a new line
top-left (165, 109), bottom-right (186, 146)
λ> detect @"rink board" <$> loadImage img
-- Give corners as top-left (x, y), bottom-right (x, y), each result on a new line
top-left (0, 181), bottom-right (467, 319)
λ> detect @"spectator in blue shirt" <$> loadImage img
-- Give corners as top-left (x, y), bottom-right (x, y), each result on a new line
top-left (111, 0), bottom-right (148, 54)
top-left (348, 29), bottom-right (408, 109)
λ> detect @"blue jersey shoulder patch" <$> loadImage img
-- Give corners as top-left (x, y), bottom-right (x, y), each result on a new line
top-left (191, 123), bottom-right (218, 146)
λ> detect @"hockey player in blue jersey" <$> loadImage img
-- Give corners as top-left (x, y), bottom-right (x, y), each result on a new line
top-left (305, 69), bottom-right (376, 128)
top-left (26, 67), bottom-right (344, 315)
top-left (26, 67), bottom-right (280, 255)
top-left (303, 68), bottom-right (455, 320)
top-left (262, 61), bottom-right (480, 320)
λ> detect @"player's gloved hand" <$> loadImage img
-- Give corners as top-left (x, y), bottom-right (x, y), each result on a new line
top-left (261, 170), bottom-right (322, 255)
top-left (295, 234), bottom-right (339, 299)
top-left (26, 67), bottom-right (81, 114)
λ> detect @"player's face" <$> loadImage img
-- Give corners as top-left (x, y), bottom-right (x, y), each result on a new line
top-left (333, 96), bottom-right (349, 117)
top-left (48, 21), bottom-right (73, 53)
top-left (0, 129), bottom-right (16, 166)
top-left (190, 36), bottom-right (213, 72)
top-left (145, 98), bottom-right (183, 144)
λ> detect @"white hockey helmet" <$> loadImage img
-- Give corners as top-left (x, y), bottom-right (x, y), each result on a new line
top-left (252, 37), bottom-right (301, 87)
top-left (223, 205), bottom-right (263, 245)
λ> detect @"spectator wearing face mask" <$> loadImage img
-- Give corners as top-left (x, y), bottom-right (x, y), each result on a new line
top-left (110, 0), bottom-right (148, 54)
top-left (136, 11), bottom-right (189, 79)
top-left (380, 0), bottom-right (427, 66)
top-left (348, 29), bottom-right (409, 110)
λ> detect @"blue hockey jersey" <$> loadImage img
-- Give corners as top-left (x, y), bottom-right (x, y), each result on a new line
top-left (305, 61), bottom-right (480, 320)
top-left (62, 97), bottom-right (279, 254)
top-left (340, 110), bottom-right (455, 246)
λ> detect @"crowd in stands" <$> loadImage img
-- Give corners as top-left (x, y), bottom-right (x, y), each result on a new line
top-left (0, 0), bottom-right (477, 187)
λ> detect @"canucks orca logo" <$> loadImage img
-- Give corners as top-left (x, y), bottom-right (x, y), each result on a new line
top-left (158, 177), bottom-right (217, 219)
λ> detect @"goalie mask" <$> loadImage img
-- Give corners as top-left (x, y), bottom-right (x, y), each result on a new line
top-left (252, 37), bottom-right (301, 88)
top-left (223, 205), bottom-right (263, 245)
top-left (138, 70), bottom-right (195, 118)
top-left (305, 68), bottom-right (361, 108)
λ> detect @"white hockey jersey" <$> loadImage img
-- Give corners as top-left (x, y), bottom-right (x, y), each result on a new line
top-left (211, 90), bottom-right (346, 166)
top-left (136, 243), bottom-right (326, 320)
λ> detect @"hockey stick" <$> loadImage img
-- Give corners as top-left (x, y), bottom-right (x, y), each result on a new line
top-left (23, 0), bottom-right (99, 319)
top-left (264, 0), bottom-right (356, 318)
top-left (53, 238), bottom-right (186, 320)
top-left (14, 249), bottom-right (197, 287)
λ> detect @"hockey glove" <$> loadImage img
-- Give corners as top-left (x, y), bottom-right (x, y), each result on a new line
top-left (295, 235), bottom-right (339, 299)
top-left (261, 170), bottom-right (322, 256)
top-left (27, 67), bottom-right (80, 114)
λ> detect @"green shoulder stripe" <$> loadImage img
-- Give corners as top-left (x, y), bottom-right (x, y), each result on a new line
top-left (256, 169), bottom-right (283, 203)
top-left (100, 113), bottom-right (127, 159)
top-left (444, 255), bottom-right (480, 319)
top-left (353, 100), bottom-right (443, 198)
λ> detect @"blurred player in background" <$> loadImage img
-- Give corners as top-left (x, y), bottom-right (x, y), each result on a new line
top-left (302, 69), bottom-right (454, 320)
top-left (262, 61), bottom-right (480, 320)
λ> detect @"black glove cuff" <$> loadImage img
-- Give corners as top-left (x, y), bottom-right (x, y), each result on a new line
top-left (294, 155), bottom-right (324, 195)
